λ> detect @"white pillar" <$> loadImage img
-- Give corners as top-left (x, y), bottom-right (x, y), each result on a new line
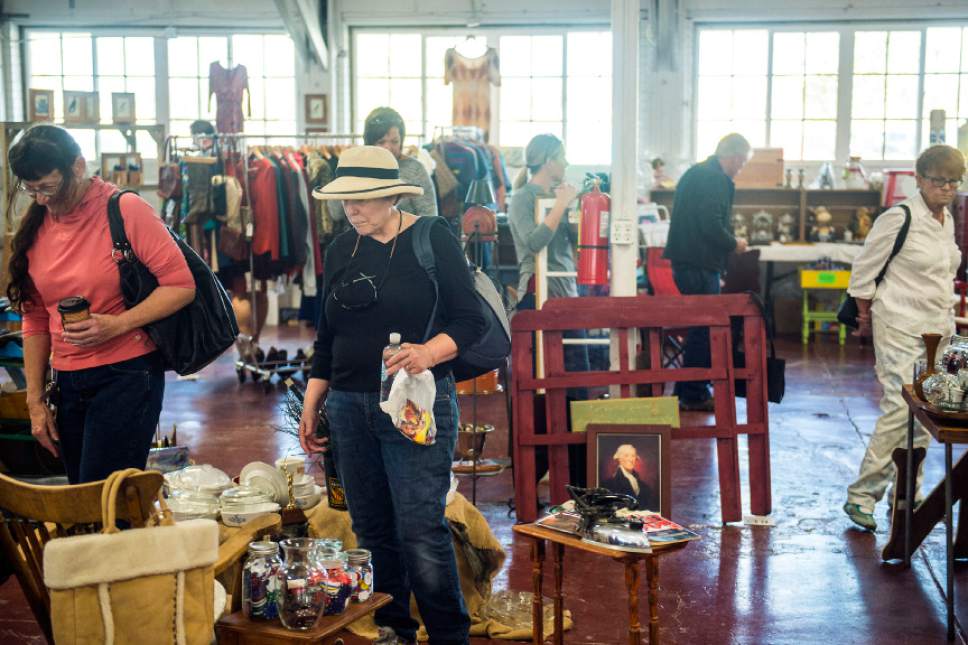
top-left (610, 0), bottom-right (640, 297)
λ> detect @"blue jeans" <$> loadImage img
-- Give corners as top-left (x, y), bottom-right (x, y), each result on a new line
top-left (56, 352), bottom-right (165, 484)
top-left (671, 264), bottom-right (721, 403)
top-left (326, 375), bottom-right (469, 645)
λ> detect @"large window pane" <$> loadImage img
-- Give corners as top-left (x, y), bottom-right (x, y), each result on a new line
top-left (884, 120), bottom-right (917, 159)
top-left (169, 78), bottom-right (200, 119)
top-left (771, 119), bottom-right (803, 160)
top-left (96, 37), bottom-right (124, 76)
top-left (125, 38), bottom-right (154, 76)
top-left (802, 120), bottom-right (837, 160)
top-left (772, 33), bottom-right (805, 76)
top-left (29, 34), bottom-right (62, 76)
top-left (500, 36), bottom-right (533, 77)
top-left (389, 34), bottom-right (421, 77)
top-left (806, 32), bottom-right (839, 74)
top-left (732, 76), bottom-right (766, 120)
top-left (168, 37), bottom-right (198, 77)
top-left (804, 75), bottom-right (838, 119)
top-left (884, 75), bottom-right (919, 118)
top-left (854, 32), bottom-right (887, 74)
top-left (850, 120), bottom-right (884, 159)
top-left (887, 32), bottom-right (921, 74)
top-left (62, 34), bottom-right (92, 77)
top-left (198, 37), bottom-right (228, 75)
top-left (356, 34), bottom-right (390, 77)
top-left (698, 31), bottom-right (733, 76)
top-left (771, 76), bottom-right (804, 120)
top-left (232, 35), bottom-right (265, 77)
top-left (926, 27), bottom-right (962, 73)
top-left (851, 76), bottom-right (886, 119)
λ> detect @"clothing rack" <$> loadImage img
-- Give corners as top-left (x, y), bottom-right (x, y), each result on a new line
top-left (167, 132), bottom-right (364, 391)
top-left (432, 125), bottom-right (484, 143)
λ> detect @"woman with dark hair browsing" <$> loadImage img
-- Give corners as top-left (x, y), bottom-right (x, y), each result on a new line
top-left (8, 125), bottom-right (195, 483)
top-left (328, 107), bottom-right (438, 221)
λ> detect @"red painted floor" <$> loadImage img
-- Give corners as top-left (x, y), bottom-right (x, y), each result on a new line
top-left (2, 325), bottom-right (966, 644)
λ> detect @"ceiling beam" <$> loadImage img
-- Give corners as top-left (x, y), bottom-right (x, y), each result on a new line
top-left (274, 0), bottom-right (328, 70)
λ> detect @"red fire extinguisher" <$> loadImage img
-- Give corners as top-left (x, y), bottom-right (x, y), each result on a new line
top-left (577, 179), bottom-right (610, 286)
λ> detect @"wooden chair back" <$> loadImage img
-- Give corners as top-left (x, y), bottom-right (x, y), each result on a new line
top-left (0, 469), bottom-right (163, 643)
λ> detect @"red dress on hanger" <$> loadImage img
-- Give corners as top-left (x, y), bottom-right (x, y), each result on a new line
top-left (209, 62), bottom-right (250, 134)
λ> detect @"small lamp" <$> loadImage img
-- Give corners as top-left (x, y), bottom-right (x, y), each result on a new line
top-left (462, 179), bottom-right (497, 244)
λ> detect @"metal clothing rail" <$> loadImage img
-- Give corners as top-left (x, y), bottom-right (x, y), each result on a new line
top-left (167, 131), bottom-right (365, 390)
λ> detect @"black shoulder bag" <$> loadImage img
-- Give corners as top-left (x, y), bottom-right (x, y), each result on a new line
top-left (107, 190), bottom-right (239, 375)
top-left (733, 292), bottom-right (785, 403)
top-left (836, 205), bottom-right (911, 329)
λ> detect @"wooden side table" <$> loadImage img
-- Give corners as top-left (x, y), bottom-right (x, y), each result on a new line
top-left (216, 593), bottom-right (391, 644)
top-left (897, 385), bottom-right (968, 641)
top-left (513, 523), bottom-right (688, 645)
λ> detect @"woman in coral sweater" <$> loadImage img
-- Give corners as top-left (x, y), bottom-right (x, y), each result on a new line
top-left (7, 125), bottom-right (196, 483)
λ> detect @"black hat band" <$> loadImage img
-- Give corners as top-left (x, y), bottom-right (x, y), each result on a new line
top-left (335, 166), bottom-right (399, 180)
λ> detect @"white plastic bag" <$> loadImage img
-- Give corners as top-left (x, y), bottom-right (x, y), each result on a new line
top-left (379, 369), bottom-right (438, 445)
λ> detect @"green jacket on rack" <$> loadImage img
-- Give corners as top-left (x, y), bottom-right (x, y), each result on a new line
top-left (663, 156), bottom-right (738, 272)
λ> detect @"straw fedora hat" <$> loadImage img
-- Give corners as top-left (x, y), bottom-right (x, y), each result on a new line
top-left (311, 145), bottom-right (424, 201)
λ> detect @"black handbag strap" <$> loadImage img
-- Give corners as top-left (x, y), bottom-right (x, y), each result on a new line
top-left (106, 189), bottom-right (140, 265)
top-left (873, 204), bottom-right (912, 286)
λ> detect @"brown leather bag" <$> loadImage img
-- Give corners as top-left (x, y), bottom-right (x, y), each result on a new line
top-left (157, 137), bottom-right (182, 200)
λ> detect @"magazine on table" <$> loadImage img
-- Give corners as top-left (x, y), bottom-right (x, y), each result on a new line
top-left (615, 509), bottom-right (701, 544)
top-left (535, 511), bottom-right (582, 536)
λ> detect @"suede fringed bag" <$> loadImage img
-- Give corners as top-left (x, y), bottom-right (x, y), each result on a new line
top-left (43, 468), bottom-right (219, 645)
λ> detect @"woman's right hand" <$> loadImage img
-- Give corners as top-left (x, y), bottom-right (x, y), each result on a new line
top-left (853, 310), bottom-right (872, 337)
top-left (298, 378), bottom-right (330, 455)
top-left (27, 398), bottom-right (58, 457)
top-left (554, 182), bottom-right (578, 207)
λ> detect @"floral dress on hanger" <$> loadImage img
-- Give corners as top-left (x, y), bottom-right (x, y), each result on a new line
top-left (209, 61), bottom-right (250, 134)
top-left (444, 47), bottom-right (500, 138)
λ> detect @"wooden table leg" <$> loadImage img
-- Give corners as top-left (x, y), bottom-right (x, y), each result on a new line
top-left (531, 539), bottom-right (545, 645)
top-left (552, 542), bottom-right (564, 645)
top-left (647, 557), bottom-right (660, 644)
top-left (625, 558), bottom-right (642, 645)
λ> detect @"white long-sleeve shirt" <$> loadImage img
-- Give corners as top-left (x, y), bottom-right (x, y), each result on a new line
top-left (847, 191), bottom-right (960, 337)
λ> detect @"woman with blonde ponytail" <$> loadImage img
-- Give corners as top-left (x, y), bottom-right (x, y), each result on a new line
top-left (507, 133), bottom-right (579, 308)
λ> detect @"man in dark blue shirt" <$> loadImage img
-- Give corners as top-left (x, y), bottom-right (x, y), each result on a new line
top-left (663, 133), bottom-right (751, 411)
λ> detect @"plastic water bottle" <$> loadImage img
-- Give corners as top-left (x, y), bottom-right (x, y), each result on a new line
top-left (380, 333), bottom-right (402, 403)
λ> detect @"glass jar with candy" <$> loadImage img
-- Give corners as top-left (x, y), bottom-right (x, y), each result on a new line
top-left (242, 540), bottom-right (283, 620)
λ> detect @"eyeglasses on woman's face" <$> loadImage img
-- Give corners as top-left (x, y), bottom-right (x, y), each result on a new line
top-left (922, 175), bottom-right (963, 190)
top-left (18, 169), bottom-right (65, 200)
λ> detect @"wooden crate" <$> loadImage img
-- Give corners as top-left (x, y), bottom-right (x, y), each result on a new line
top-left (734, 148), bottom-right (784, 188)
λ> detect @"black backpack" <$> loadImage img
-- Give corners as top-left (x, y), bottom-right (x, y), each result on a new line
top-left (412, 217), bottom-right (511, 382)
top-left (107, 190), bottom-right (239, 375)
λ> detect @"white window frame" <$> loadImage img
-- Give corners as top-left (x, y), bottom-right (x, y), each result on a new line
top-left (23, 27), bottom-right (298, 160)
top-left (349, 25), bottom-right (611, 163)
top-left (693, 21), bottom-right (968, 165)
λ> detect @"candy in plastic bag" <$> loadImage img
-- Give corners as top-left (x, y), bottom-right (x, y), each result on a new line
top-left (378, 369), bottom-right (437, 445)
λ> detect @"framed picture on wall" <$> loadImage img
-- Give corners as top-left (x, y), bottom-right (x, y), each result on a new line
top-left (305, 94), bottom-right (328, 125)
top-left (586, 424), bottom-right (671, 517)
top-left (111, 92), bottom-right (136, 124)
top-left (63, 91), bottom-right (98, 124)
top-left (28, 89), bottom-right (54, 122)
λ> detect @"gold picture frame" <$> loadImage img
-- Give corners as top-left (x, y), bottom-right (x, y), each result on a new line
top-left (304, 94), bottom-right (328, 125)
top-left (111, 92), bottom-right (136, 124)
top-left (28, 89), bottom-right (54, 122)
top-left (63, 91), bottom-right (99, 124)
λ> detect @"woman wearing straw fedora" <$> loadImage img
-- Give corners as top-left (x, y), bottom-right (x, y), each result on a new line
top-left (299, 145), bottom-right (482, 645)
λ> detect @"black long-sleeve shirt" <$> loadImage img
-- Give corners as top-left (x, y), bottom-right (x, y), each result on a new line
top-left (310, 216), bottom-right (485, 391)
top-left (662, 156), bottom-right (738, 272)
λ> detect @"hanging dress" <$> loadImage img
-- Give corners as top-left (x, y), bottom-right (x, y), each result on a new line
top-left (444, 47), bottom-right (501, 138)
top-left (208, 62), bottom-right (250, 134)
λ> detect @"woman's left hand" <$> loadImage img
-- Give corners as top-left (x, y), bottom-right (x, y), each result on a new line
top-left (62, 314), bottom-right (130, 347)
top-left (385, 342), bottom-right (436, 376)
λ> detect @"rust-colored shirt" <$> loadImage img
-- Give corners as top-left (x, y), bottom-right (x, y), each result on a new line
top-left (21, 177), bottom-right (194, 371)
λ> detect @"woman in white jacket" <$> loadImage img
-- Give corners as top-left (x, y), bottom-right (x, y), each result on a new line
top-left (843, 144), bottom-right (966, 531)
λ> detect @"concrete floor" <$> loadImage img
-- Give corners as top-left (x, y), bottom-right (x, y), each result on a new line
top-left (1, 325), bottom-right (966, 644)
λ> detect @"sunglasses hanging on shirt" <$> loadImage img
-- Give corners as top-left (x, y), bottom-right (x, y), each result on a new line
top-left (332, 209), bottom-right (403, 311)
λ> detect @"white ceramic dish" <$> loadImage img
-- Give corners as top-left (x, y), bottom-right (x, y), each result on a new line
top-left (239, 462), bottom-right (288, 504)
top-left (164, 465), bottom-right (232, 496)
top-left (294, 484), bottom-right (324, 509)
top-left (221, 502), bottom-right (280, 527)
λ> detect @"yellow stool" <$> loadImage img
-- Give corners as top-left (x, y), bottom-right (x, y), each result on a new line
top-left (800, 269), bottom-right (850, 345)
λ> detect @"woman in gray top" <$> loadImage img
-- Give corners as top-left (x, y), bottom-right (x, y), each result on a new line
top-left (328, 107), bottom-right (438, 220)
top-left (508, 133), bottom-right (579, 307)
